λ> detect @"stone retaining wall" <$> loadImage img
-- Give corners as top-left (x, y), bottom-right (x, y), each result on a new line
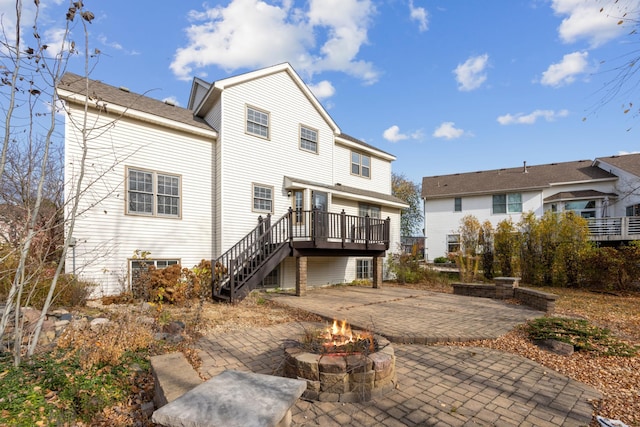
top-left (452, 277), bottom-right (557, 314)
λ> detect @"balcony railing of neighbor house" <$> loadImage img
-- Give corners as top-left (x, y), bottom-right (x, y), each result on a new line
top-left (587, 216), bottom-right (640, 241)
top-left (212, 208), bottom-right (391, 302)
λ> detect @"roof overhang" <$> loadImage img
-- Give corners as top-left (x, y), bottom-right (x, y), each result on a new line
top-left (58, 88), bottom-right (218, 140)
top-left (335, 135), bottom-right (396, 161)
top-left (284, 177), bottom-right (408, 210)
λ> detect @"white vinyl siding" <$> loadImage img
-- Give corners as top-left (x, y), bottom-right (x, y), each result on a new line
top-left (217, 70), bottom-right (335, 251)
top-left (64, 107), bottom-right (214, 296)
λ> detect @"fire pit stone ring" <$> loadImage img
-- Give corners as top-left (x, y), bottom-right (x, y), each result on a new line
top-left (283, 328), bottom-right (396, 402)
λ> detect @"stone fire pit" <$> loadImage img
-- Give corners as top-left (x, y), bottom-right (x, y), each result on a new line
top-left (282, 322), bottom-right (396, 403)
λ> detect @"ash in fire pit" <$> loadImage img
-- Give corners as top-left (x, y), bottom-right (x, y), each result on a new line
top-left (283, 320), bottom-right (396, 402)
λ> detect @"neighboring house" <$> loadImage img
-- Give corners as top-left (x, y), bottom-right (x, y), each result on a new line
top-left (421, 154), bottom-right (640, 260)
top-left (58, 63), bottom-right (407, 298)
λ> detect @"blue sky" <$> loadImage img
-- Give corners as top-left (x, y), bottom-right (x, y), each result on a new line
top-left (4, 0), bottom-right (640, 183)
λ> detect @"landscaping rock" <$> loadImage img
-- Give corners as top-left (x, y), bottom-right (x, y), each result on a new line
top-left (534, 339), bottom-right (574, 356)
top-left (89, 317), bottom-right (110, 331)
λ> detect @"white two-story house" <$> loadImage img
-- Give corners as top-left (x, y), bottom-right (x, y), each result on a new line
top-left (422, 154), bottom-right (640, 260)
top-left (59, 63), bottom-right (407, 300)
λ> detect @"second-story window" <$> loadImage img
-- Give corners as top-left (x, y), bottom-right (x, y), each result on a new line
top-left (300, 126), bottom-right (318, 153)
top-left (454, 197), bottom-right (462, 212)
top-left (351, 151), bottom-right (370, 178)
top-left (246, 106), bottom-right (269, 138)
top-left (492, 193), bottom-right (522, 214)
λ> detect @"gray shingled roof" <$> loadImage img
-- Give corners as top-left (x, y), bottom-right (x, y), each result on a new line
top-left (421, 159), bottom-right (618, 199)
top-left (58, 72), bottom-right (214, 132)
top-left (337, 133), bottom-right (395, 158)
top-left (596, 153), bottom-right (640, 176)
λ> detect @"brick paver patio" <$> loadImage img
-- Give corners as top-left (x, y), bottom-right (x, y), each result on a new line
top-left (196, 286), bottom-right (601, 426)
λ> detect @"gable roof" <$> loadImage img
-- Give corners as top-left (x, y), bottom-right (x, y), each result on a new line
top-left (422, 159), bottom-right (618, 199)
top-left (191, 62), bottom-right (339, 133)
top-left (57, 72), bottom-right (216, 135)
top-left (594, 153), bottom-right (640, 177)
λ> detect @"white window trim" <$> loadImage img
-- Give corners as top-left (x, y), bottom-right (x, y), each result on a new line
top-left (299, 124), bottom-right (319, 154)
top-left (246, 105), bottom-right (270, 139)
top-left (126, 166), bottom-right (182, 219)
top-left (252, 183), bottom-right (274, 214)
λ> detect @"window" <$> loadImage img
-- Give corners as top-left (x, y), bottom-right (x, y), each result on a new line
top-left (292, 189), bottom-right (304, 224)
top-left (351, 151), bottom-right (371, 178)
top-left (260, 267), bottom-right (280, 288)
top-left (492, 193), bottom-right (522, 214)
top-left (359, 203), bottom-right (381, 218)
top-left (130, 258), bottom-right (179, 286)
top-left (300, 126), bottom-right (318, 153)
top-left (447, 234), bottom-right (460, 253)
top-left (127, 168), bottom-right (180, 217)
top-left (454, 197), bottom-right (462, 212)
top-left (627, 204), bottom-right (640, 216)
top-left (565, 200), bottom-right (596, 218)
top-left (356, 259), bottom-right (372, 279)
top-left (253, 184), bottom-right (273, 213)
top-left (246, 106), bottom-right (269, 138)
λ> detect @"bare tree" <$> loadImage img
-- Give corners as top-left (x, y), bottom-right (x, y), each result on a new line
top-left (0, 0), bottom-right (97, 365)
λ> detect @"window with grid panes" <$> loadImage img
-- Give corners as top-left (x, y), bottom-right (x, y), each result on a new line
top-left (300, 126), bottom-right (318, 153)
top-left (253, 184), bottom-right (273, 213)
top-left (128, 168), bottom-right (180, 217)
top-left (351, 151), bottom-right (370, 178)
top-left (246, 106), bottom-right (269, 138)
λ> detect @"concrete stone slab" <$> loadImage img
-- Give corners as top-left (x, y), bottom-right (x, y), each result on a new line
top-left (151, 369), bottom-right (306, 427)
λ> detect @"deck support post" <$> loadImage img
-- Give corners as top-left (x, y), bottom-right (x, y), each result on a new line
top-left (373, 256), bottom-right (383, 289)
top-left (296, 256), bottom-right (307, 296)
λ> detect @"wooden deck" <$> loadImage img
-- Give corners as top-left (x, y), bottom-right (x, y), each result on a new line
top-left (587, 216), bottom-right (640, 242)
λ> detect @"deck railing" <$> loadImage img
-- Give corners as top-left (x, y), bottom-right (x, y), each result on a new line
top-left (586, 216), bottom-right (640, 240)
top-left (290, 209), bottom-right (390, 247)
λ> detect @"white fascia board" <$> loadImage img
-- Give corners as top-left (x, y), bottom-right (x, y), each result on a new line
top-left (59, 89), bottom-right (218, 140)
top-left (334, 137), bottom-right (396, 161)
top-left (212, 63), bottom-right (340, 134)
top-left (549, 177), bottom-right (618, 186)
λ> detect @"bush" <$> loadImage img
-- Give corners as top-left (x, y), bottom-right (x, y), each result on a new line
top-left (433, 256), bottom-right (449, 264)
top-left (132, 259), bottom-right (212, 304)
top-left (581, 243), bottom-right (640, 291)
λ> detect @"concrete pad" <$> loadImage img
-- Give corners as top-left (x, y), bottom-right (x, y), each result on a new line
top-left (151, 352), bottom-right (202, 407)
top-left (152, 370), bottom-right (306, 427)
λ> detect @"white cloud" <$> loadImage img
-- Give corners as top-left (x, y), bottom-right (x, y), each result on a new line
top-left (540, 51), bottom-right (589, 87)
top-left (453, 54), bottom-right (489, 91)
top-left (170, 0), bottom-right (378, 87)
top-left (383, 125), bottom-right (422, 142)
top-left (383, 125), bottom-right (408, 142)
top-left (432, 122), bottom-right (465, 140)
top-left (497, 109), bottom-right (569, 125)
top-left (618, 150), bottom-right (640, 155)
top-left (551, 0), bottom-right (638, 47)
top-left (409, 0), bottom-right (428, 32)
top-left (307, 80), bottom-right (335, 100)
